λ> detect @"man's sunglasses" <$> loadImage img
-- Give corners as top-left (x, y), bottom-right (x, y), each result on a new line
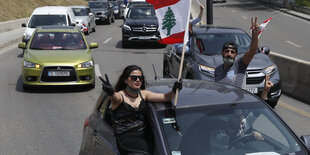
top-left (129, 75), bottom-right (144, 81)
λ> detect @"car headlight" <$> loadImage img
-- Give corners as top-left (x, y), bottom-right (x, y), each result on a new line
top-left (114, 10), bottom-right (119, 14)
top-left (198, 64), bottom-right (215, 76)
top-left (123, 24), bottom-right (131, 31)
top-left (263, 64), bottom-right (277, 74)
top-left (22, 33), bottom-right (31, 40)
top-left (24, 61), bottom-right (40, 68)
top-left (78, 60), bottom-right (93, 68)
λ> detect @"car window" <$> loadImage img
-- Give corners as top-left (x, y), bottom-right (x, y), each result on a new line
top-left (193, 33), bottom-right (252, 55)
top-left (72, 8), bottom-right (89, 16)
top-left (157, 103), bottom-right (306, 155)
top-left (98, 96), bottom-right (112, 126)
top-left (29, 32), bottom-right (87, 50)
top-left (28, 15), bottom-right (67, 28)
top-left (127, 7), bottom-right (155, 19)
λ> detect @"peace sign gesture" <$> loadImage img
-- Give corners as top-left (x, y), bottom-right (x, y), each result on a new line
top-left (99, 74), bottom-right (114, 96)
top-left (251, 17), bottom-right (259, 37)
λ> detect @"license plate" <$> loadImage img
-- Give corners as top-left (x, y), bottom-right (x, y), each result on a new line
top-left (138, 36), bottom-right (151, 40)
top-left (95, 17), bottom-right (99, 20)
top-left (48, 71), bottom-right (70, 77)
top-left (246, 87), bottom-right (258, 94)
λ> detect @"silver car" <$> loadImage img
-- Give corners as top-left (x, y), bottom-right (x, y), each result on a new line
top-left (70, 6), bottom-right (96, 35)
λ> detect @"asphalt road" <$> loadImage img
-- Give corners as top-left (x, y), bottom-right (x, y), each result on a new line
top-left (0, 4), bottom-right (309, 154)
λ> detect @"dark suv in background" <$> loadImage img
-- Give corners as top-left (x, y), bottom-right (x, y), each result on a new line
top-left (122, 4), bottom-right (161, 48)
top-left (88, 1), bottom-right (114, 24)
top-left (163, 25), bottom-right (282, 108)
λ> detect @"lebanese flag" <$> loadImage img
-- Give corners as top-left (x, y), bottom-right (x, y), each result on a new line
top-left (146, 0), bottom-right (192, 44)
top-left (257, 17), bottom-right (272, 38)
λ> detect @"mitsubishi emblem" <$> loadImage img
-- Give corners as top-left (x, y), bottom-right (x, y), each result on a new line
top-left (57, 67), bottom-right (61, 70)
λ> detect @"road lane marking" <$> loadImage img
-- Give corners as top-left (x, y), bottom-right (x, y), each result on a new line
top-left (232, 10), bottom-right (236, 13)
top-left (103, 38), bottom-right (112, 44)
top-left (278, 101), bottom-right (310, 119)
top-left (242, 16), bottom-right (247, 20)
top-left (95, 64), bottom-right (102, 77)
top-left (285, 41), bottom-right (301, 48)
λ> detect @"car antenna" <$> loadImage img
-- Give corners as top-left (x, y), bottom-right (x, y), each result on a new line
top-left (152, 64), bottom-right (158, 80)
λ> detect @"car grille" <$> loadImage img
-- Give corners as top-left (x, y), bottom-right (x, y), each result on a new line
top-left (131, 26), bottom-right (157, 36)
top-left (246, 69), bottom-right (265, 84)
top-left (41, 66), bottom-right (77, 82)
top-left (96, 12), bottom-right (103, 15)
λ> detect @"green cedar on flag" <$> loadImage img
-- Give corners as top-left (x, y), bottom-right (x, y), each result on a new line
top-left (146, 0), bottom-right (192, 44)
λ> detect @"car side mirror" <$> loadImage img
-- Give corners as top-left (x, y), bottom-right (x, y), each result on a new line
top-left (89, 43), bottom-right (98, 49)
top-left (18, 42), bottom-right (27, 49)
top-left (22, 23), bottom-right (26, 27)
top-left (300, 135), bottom-right (310, 150)
top-left (176, 44), bottom-right (190, 56)
top-left (261, 46), bottom-right (270, 55)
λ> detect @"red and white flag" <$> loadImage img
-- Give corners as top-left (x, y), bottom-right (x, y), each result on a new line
top-left (146, 0), bottom-right (192, 44)
top-left (257, 17), bottom-right (272, 38)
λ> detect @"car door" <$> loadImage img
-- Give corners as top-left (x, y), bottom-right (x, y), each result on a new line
top-left (84, 95), bottom-right (119, 155)
top-left (87, 7), bottom-right (95, 29)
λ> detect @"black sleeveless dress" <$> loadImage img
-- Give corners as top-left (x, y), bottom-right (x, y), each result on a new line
top-left (111, 92), bottom-right (153, 155)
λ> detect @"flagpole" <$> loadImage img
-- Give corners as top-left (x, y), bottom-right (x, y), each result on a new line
top-left (174, 0), bottom-right (192, 107)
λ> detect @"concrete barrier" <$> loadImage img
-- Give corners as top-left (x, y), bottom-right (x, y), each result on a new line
top-left (0, 18), bottom-right (28, 33)
top-left (269, 52), bottom-right (310, 103)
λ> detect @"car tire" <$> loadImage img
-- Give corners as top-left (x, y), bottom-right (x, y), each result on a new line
top-left (163, 62), bottom-right (170, 78)
top-left (92, 26), bottom-right (96, 32)
top-left (22, 84), bottom-right (30, 91)
top-left (89, 81), bottom-right (95, 89)
top-left (122, 40), bottom-right (128, 48)
top-left (268, 100), bottom-right (278, 109)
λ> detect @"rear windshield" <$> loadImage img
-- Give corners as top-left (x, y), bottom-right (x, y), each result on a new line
top-left (28, 15), bottom-right (67, 28)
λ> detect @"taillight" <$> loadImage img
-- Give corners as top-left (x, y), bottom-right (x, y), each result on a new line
top-left (83, 117), bottom-right (89, 130)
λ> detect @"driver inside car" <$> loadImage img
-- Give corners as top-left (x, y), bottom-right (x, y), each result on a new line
top-left (210, 109), bottom-right (264, 149)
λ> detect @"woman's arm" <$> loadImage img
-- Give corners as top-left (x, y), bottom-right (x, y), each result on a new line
top-left (144, 80), bottom-right (182, 103)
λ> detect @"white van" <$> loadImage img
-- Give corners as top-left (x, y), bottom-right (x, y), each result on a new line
top-left (22, 6), bottom-right (76, 43)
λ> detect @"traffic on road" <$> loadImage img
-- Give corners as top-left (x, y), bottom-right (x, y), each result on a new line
top-left (0, 0), bottom-right (309, 154)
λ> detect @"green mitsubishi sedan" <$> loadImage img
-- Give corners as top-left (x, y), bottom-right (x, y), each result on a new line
top-left (18, 26), bottom-right (98, 90)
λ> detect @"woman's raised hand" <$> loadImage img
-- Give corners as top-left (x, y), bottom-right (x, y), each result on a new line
top-left (99, 74), bottom-right (114, 96)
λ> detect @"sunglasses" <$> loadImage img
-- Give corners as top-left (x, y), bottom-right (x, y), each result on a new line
top-left (129, 75), bottom-right (144, 81)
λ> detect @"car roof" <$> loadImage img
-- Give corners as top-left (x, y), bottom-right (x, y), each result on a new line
top-left (36, 26), bottom-right (79, 33)
top-left (192, 25), bottom-right (247, 35)
top-left (146, 79), bottom-right (263, 111)
top-left (69, 6), bottom-right (89, 9)
top-left (32, 6), bottom-right (71, 15)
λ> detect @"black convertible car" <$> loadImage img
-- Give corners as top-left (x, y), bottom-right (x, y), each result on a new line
top-left (79, 79), bottom-right (310, 155)
top-left (163, 25), bottom-right (282, 108)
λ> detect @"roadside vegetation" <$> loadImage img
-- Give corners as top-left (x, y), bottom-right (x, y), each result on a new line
top-left (0, 0), bottom-right (87, 22)
top-left (296, 0), bottom-right (310, 7)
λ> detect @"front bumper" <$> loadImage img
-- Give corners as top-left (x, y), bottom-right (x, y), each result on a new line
top-left (122, 28), bottom-right (160, 43)
top-left (22, 65), bottom-right (95, 86)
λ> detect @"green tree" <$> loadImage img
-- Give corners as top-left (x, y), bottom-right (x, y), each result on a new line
top-left (162, 7), bottom-right (176, 36)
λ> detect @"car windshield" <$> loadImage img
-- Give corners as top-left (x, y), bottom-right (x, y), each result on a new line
top-left (109, 1), bottom-right (118, 7)
top-left (72, 8), bottom-right (89, 16)
top-left (193, 33), bottom-right (252, 55)
top-left (157, 103), bottom-right (307, 155)
top-left (89, 2), bottom-right (108, 9)
top-left (29, 32), bottom-right (87, 50)
top-left (127, 7), bottom-right (155, 19)
top-left (28, 15), bottom-right (67, 28)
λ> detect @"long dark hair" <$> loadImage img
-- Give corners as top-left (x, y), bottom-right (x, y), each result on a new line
top-left (114, 65), bottom-right (146, 92)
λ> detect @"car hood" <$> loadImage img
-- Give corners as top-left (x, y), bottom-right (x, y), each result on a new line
top-left (195, 53), bottom-right (274, 70)
top-left (75, 16), bottom-right (88, 22)
top-left (124, 18), bottom-right (158, 26)
top-left (24, 50), bottom-right (91, 64)
top-left (24, 27), bottom-right (35, 37)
